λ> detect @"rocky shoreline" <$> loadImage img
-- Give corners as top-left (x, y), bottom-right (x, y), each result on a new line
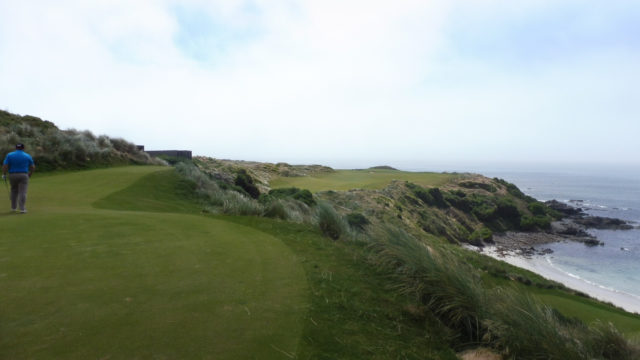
top-left (488, 200), bottom-right (636, 258)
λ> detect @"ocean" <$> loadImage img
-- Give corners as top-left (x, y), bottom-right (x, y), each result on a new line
top-left (483, 170), bottom-right (640, 300)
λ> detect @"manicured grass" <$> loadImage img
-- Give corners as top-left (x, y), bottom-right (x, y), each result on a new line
top-left (270, 169), bottom-right (454, 192)
top-left (0, 167), bottom-right (308, 359)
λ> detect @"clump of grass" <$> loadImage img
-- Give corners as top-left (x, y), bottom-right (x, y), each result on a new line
top-left (586, 321), bottom-right (640, 360)
top-left (346, 212), bottom-right (370, 231)
top-left (316, 202), bottom-right (348, 240)
top-left (263, 200), bottom-right (288, 220)
top-left (368, 227), bottom-right (486, 343)
top-left (221, 192), bottom-right (264, 216)
top-left (366, 225), bottom-right (638, 358)
top-left (483, 288), bottom-right (586, 359)
top-left (281, 199), bottom-right (314, 223)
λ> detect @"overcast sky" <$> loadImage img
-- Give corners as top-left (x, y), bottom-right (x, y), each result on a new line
top-left (1, 1), bottom-right (639, 171)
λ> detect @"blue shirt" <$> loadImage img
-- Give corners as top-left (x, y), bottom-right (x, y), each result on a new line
top-left (3, 150), bottom-right (34, 173)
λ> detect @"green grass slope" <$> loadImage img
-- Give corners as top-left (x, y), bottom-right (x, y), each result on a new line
top-left (0, 167), bottom-right (308, 359)
top-left (270, 168), bottom-right (453, 192)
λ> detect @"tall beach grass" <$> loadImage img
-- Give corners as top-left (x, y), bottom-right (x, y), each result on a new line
top-left (366, 226), bottom-right (639, 359)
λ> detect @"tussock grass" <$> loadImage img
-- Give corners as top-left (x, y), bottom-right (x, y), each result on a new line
top-left (587, 321), bottom-right (640, 360)
top-left (316, 201), bottom-right (349, 240)
top-left (483, 288), bottom-right (586, 359)
top-left (177, 162), bottom-right (316, 222)
top-left (366, 226), bottom-right (639, 359)
top-left (368, 227), bottom-right (485, 343)
top-left (0, 111), bottom-right (160, 170)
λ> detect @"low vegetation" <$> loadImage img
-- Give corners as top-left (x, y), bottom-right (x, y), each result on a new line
top-left (187, 156), bottom-right (640, 358)
top-left (368, 228), bottom-right (639, 359)
top-left (3, 109), bottom-right (638, 358)
top-left (0, 110), bottom-right (161, 170)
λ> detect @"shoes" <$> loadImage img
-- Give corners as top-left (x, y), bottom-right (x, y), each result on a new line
top-left (20, 210), bottom-right (27, 214)
top-left (10, 208), bottom-right (16, 212)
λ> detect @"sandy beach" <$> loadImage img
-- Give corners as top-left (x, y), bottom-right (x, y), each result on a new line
top-left (480, 246), bottom-right (640, 315)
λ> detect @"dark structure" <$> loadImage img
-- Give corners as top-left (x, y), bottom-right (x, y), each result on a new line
top-left (146, 150), bottom-right (192, 160)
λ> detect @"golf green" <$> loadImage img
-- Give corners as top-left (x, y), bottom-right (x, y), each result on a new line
top-left (0, 166), bottom-right (308, 359)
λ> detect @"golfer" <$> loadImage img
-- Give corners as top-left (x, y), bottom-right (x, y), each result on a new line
top-left (2, 143), bottom-right (35, 213)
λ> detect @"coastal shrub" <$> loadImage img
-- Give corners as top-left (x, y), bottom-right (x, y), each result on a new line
top-left (234, 169), bottom-right (260, 199)
top-left (495, 198), bottom-right (520, 219)
top-left (427, 188), bottom-right (449, 208)
top-left (494, 178), bottom-right (537, 203)
top-left (346, 212), bottom-right (370, 231)
top-left (317, 202), bottom-right (348, 240)
top-left (445, 192), bottom-right (473, 212)
top-left (269, 187), bottom-right (316, 206)
top-left (413, 188), bottom-right (435, 206)
top-left (495, 198), bottom-right (522, 229)
top-left (520, 215), bottom-right (551, 231)
top-left (527, 201), bottom-right (547, 216)
top-left (471, 202), bottom-right (497, 222)
top-left (528, 201), bottom-right (563, 219)
top-left (468, 227), bottom-right (493, 246)
top-left (459, 181), bottom-right (497, 193)
top-left (407, 183), bottom-right (449, 208)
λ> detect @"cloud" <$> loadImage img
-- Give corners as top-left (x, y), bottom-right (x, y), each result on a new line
top-left (0, 1), bottom-right (638, 168)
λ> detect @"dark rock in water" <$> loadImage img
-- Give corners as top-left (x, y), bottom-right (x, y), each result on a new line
top-left (556, 225), bottom-right (591, 237)
top-left (538, 248), bottom-right (554, 255)
top-left (582, 238), bottom-right (603, 247)
top-left (574, 216), bottom-right (634, 230)
top-left (545, 200), bottom-right (584, 216)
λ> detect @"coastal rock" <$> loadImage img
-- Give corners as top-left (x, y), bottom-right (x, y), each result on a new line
top-left (551, 220), bottom-right (592, 237)
top-left (546, 199), bottom-right (633, 231)
top-left (574, 216), bottom-right (634, 230)
top-left (545, 200), bottom-right (584, 216)
top-left (580, 238), bottom-right (604, 247)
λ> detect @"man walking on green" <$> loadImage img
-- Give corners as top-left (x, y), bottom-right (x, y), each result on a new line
top-left (2, 143), bottom-right (35, 213)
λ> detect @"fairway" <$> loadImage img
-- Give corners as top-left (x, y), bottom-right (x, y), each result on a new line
top-left (270, 169), bottom-right (454, 192)
top-left (0, 167), bottom-right (308, 359)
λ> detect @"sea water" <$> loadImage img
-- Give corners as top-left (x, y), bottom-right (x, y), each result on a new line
top-left (483, 171), bottom-right (640, 299)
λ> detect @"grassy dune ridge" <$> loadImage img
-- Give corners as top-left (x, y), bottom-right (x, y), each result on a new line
top-left (190, 158), bottom-right (640, 358)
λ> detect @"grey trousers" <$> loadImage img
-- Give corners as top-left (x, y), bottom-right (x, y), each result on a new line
top-left (9, 173), bottom-right (29, 211)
